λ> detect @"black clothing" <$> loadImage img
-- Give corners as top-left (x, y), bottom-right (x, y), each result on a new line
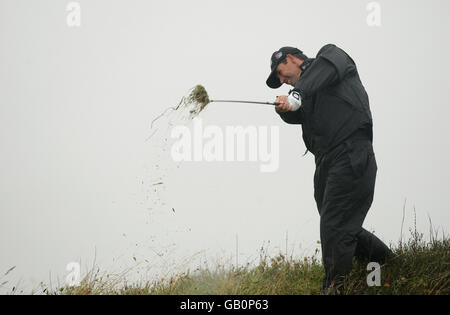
top-left (277, 44), bottom-right (373, 161)
top-left (276, 44), bottom-right (392, 293)
top-left (314, 133), bottom-right (391, 292)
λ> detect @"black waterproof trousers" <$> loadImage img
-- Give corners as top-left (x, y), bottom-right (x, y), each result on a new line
top-left (313, 130), bottom-right (392, 293)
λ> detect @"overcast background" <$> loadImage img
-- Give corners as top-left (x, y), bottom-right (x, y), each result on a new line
top-left (1, 0), bottom-right (449, 293)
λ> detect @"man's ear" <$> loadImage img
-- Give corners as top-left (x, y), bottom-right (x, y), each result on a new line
top-left (286, 54), bottom-right (299, 65)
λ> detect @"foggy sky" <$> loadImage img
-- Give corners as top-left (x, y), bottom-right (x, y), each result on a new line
top-left (1, 0), bottom-right (449, 293)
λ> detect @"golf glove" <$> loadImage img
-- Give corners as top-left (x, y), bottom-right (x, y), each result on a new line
top-left (288, 90), bottom-right (302, 111)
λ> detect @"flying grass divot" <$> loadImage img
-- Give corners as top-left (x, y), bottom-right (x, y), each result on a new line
top-left (144, 85), bottom-right (212, 215)
top-left (186, 85), bottom-right (210, 118)
top-left (149, 85), bottom-right (211, 133)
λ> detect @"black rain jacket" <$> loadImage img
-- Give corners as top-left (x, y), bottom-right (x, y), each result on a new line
top-left (277, 44), bottom-right (373, 164)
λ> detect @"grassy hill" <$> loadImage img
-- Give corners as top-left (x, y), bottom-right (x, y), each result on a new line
top-left (56, 230), bottom-right (449, 295)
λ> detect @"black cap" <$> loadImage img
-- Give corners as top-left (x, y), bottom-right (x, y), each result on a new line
top-left (266, 46), bottom-right (303, 89)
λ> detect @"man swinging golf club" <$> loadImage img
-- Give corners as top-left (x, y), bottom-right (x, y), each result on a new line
top-left (267, 44), bottom-right (393, 294)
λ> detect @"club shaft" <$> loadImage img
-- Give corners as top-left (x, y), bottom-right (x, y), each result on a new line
top-left (210, 100), bottom-right (280, 106)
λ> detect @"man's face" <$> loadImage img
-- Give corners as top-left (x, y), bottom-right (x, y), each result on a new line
top-left (275, 55), bottom-right (302, 87)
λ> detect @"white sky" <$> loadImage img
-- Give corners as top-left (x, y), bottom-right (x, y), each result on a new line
top-left (1, 0), bottom-right (449, 293)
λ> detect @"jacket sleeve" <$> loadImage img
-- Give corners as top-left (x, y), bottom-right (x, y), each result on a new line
top-left (294, 44), bottom-right (356, 99)
top-left (276, 108), bottom-right (304, 125)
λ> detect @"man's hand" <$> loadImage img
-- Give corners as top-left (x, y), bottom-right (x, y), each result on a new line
top-left (275, 95), bottom-right (293, 112)
top-left (275, 91), bottom-right (302, 113)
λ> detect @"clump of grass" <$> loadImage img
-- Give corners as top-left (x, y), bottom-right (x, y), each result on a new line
top-left (48, 266), bottom-right (132, 295)
top-left (186, 85), bottom-right (210, 117)
top-left (147, 254), bottom-right (324, 295)
top-left (148, 84), bottom-right (211, 136)
top-left (344, 229), bottom-right (449, 295)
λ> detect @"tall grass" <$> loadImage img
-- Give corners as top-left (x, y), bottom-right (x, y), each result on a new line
top-left (51, 229), bottom-right (449, 295)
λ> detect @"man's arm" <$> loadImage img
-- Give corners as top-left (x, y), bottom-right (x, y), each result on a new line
top-left (294, 44), bottom-right (357, 99)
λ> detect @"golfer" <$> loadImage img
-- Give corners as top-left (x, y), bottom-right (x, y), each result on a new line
top-left (266, 44), bottom-right (393, 294)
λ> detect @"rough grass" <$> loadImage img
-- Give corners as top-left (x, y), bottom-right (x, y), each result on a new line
top-left (187, 84), bottom-right (210, 117)
top-left (51, 230), bottom-right (449, 295)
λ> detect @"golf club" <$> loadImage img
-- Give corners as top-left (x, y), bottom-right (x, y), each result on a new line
top-left (210, 100), bottom-right (281, 106)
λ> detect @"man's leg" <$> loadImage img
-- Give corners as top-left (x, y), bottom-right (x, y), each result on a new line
top-left (355, 228), bottom-right (393, 264)
top-left (319, 139), bottom-right (378, 293)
